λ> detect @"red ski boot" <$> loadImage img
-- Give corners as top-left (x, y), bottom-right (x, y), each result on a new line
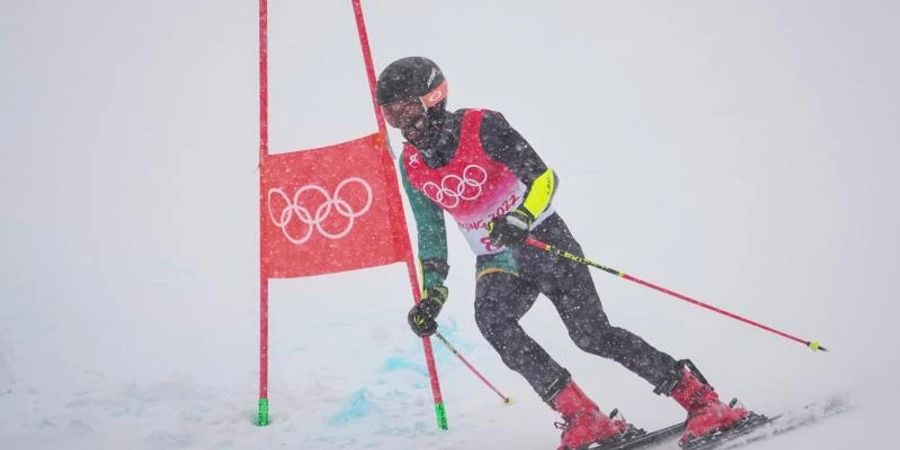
top-left (669, 364), bottom-right (748, 445)
top-left (552, 380), bottom-right (628, 450)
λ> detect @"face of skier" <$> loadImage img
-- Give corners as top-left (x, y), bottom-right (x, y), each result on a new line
top-left (383, 98), bottom-right (428, 145)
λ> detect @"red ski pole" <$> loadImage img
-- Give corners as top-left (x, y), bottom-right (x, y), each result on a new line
top-left (525, 237), bottom-right (828, 352)
top-left (434, 331), bottom-right (511, 404)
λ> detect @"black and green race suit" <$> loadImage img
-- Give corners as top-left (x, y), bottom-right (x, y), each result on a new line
top-left (400, 108), bottom-right (680, 402)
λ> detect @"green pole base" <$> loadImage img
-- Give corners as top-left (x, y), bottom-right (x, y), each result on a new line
top-left (257, 398), bottom-right (270, 426)
top-left (434, 402), bottom-right (448, 430)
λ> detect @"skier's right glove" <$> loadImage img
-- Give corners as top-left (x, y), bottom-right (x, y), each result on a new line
top-left (407, 286), bottom-right (448, 337)
top-left (487, 206), bottom-right (534, 248)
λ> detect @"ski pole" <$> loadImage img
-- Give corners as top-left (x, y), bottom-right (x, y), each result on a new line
top-left (434, 331), bottom-right (512, 404)
top-left (525, 237), bottom-right (828, 352)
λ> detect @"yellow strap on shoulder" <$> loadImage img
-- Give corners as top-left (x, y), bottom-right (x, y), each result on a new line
top-left (522, 169), bottom-right (556, 218)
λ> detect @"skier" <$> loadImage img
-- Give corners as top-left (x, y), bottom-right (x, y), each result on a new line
top-left (377, 57), bottom-right (749, 450)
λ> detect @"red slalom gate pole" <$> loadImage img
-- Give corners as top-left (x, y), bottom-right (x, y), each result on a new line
top-left (434, 332), bottom-right (511, 404)
top-left (525, 237), bottom-right (828, 353)
top-left (351, 0), bottom-right (448, 430)
top-left (257, 0), bottom-right (271, 427)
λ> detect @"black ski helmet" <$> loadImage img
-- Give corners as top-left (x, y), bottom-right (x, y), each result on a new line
top-left (376, 57), bottom-right (447, 109)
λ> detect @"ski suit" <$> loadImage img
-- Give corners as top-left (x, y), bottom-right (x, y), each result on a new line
top-left (400, 108), bottom-right (680, 402)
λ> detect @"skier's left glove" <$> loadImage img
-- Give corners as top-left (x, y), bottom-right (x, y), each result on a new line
top-left (487, 206), bottom-right (534, 247)
top-left (407, 286), bottom-right (448, 337)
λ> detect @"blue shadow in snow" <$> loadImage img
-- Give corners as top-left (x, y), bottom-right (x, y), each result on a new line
top-left (328, 388), bottom-right (378, 426)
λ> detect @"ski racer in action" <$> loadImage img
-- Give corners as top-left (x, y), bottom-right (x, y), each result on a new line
top-left (377, 56), bottom-right (750, 450)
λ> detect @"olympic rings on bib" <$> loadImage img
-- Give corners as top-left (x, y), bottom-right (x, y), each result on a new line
top-left (422, 164), bottom-right (488, 209)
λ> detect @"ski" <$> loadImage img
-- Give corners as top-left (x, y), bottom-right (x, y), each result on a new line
top-left (680, 411), bottom-right (778, 450)
top-left (681, 394), bottom-right (851, 450)
top-left (585, 421), bottom-right (685, 450)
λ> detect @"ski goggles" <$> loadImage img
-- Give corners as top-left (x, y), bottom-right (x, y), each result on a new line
top-left (381, 80), bottom-right (448, 129)
top-left (382, 98), bottom-right (426, 129)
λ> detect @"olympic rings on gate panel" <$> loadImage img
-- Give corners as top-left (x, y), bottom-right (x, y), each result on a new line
top-left (267, 177), bottom-right (373, 245)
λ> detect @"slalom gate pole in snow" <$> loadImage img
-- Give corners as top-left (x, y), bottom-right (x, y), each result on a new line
top-left (525, 237), bottom-right (828, 352)
top-left (257, 0), bottom-right (270, 427)
top-left (353, 0), bottom-right (448, 431)
top-left (434, 331), bottom-right (511, 404)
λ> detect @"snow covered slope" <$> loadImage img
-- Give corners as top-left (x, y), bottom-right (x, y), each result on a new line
top-left (2, 1), bottom-right (899, 449)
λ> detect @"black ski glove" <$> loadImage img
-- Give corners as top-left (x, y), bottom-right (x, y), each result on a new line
top-left (407, 286), bottom-right (448, 337)
top-left (487, 206), bottom-right (534, 247)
